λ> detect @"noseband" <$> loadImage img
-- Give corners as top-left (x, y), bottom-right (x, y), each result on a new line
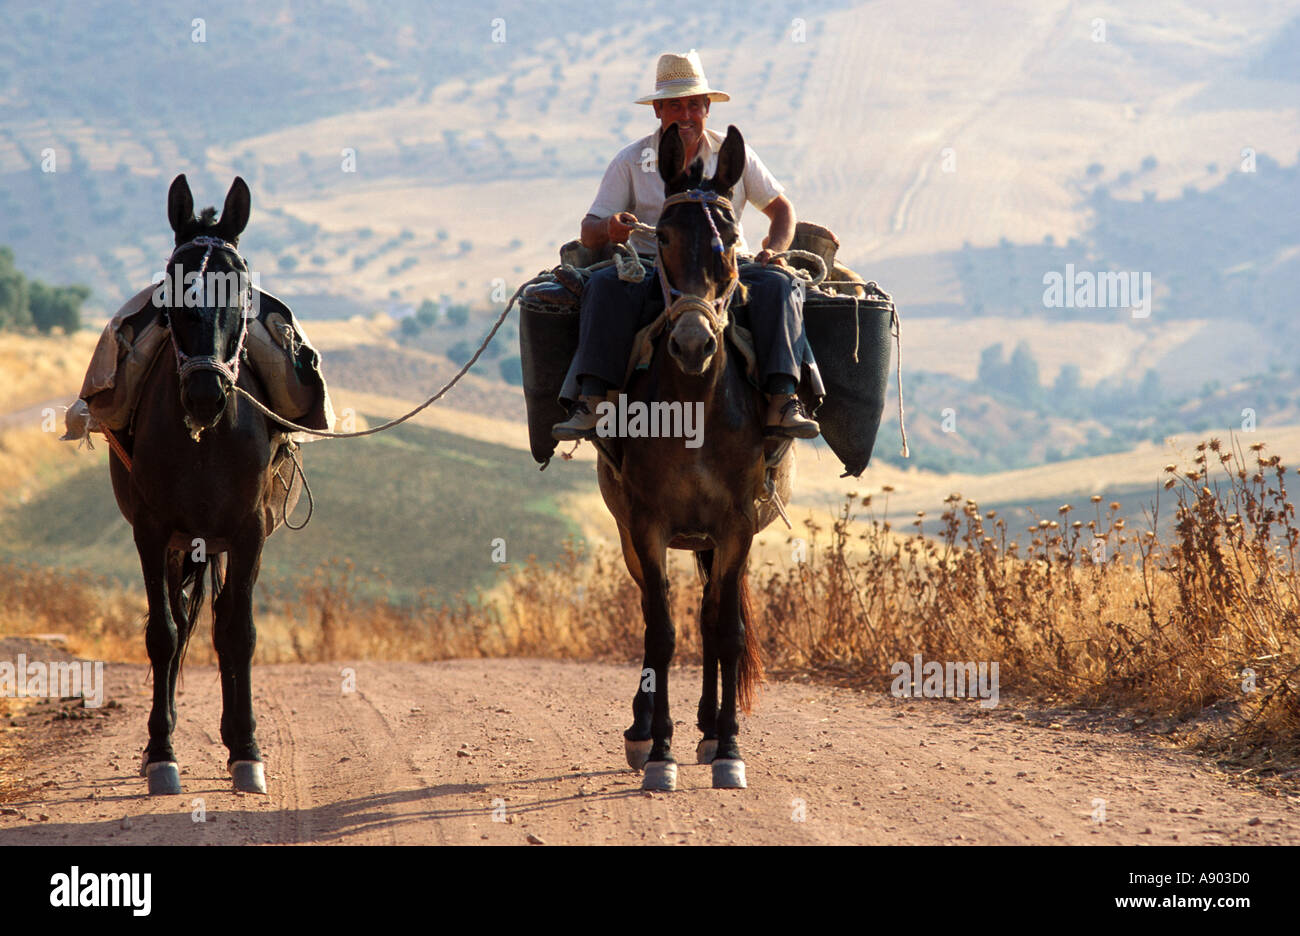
top-left (164, 235), bottom-right (253, 389)
top-left (655, 189), bottom-right (740, 336)
top-left (162, 235), bottom-right (254, 441)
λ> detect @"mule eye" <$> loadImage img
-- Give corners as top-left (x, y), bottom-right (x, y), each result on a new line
top-left (657, 230), bottom-right (668, 244)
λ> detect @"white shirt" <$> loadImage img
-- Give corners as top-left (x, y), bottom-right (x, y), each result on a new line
top-left (586, 126), bottom-right (785, 257)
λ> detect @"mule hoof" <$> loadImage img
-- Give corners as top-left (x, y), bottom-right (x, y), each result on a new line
top-left (696, 738), bottom-right (718, 765)
top-left (230, 760), bottom-right (267, 794)
top-left (624, 737), bottom-right (652, 770)
top-left (145, 761), bottom-right (182, 795)
top-left (711, 758), bottom-right (747, 789)
top-left (642, 760), bottom-right (678, 792)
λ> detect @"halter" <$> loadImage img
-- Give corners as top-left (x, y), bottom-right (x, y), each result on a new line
top-left (655, 189), bottom-right (741, 335)
top-left (163, 235), bottom-right (253, 389)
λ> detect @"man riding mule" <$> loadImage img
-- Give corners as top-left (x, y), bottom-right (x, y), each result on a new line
top-left (553, 49), bottom-right (823, 441)
top-left (587, 118), bottom-right (797, 792)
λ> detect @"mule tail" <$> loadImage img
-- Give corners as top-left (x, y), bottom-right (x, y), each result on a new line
top-left (693, 549), bottom-right (712, 586)
top-left (737, 570), bottom-right (765, 714)
top-left (174, 551), bottom-right (225, 669)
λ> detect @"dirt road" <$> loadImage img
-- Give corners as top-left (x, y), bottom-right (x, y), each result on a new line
top-left (1, 656), bottom-right (1296, 845)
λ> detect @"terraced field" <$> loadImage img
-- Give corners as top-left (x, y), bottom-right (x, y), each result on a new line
top-left (0, 417), bottom-right (583, 601)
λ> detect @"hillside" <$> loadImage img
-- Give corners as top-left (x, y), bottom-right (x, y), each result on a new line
top-left (0, 329), bottom-right (583, 599)
top-left (1, 0), bottom-right (1296, 480)
top-left (1, 1), bottom-right (1297, 591)
top-left (3, 1), bottom-right (1295, 313)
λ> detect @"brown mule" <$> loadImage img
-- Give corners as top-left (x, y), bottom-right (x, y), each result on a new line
top-left (597, 124), bottom-right (793, 791)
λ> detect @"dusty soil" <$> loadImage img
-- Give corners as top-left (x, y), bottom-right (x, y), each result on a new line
top-left (1, 657), bottom-right (1296, 846)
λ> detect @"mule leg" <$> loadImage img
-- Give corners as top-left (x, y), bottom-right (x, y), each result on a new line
top-left (136, 515), bottom-right (182, 795)
top-left (695, 548), bottom-right (719, 765)
top-left (164, 552), bottom-right (196, 730)
top-left (627, 521), bottom-right (677, 791)
top-left (712, 535), bottom-right (751, 789)
top-left (616, 522), bottom-right (653, 769)
top-left (214, 518), bottom-right (267, 793)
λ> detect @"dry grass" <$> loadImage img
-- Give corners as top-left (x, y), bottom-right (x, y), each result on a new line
top-left (0, 562), bottom-right (143, 662)
top-left (2, 436), bottom-right (1296, 765)
top-left (262, 546), bottom-right (685, 665)
top-left (0, 426), bottom-right (89, 505)
top-left (0, 330), bottom-right (97, 410)
top-left (757, 436), bottom-right (1300, 765)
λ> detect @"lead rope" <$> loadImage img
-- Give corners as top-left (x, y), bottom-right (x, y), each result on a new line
top-left (230, 273), bottom-right (549, 438)
top-left (613, 244), bottom-right (647, 283)
top-left (770, 488), bottom-right (792, 529)
top-left (852, 294), bottom-right (860, 363)
top-left (893, 304), bottom-right (909, 458)
top-left (280, 443), bottom-right (314, 531)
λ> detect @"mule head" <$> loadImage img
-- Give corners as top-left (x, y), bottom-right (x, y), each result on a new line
top-left (656, 124), bottom-right (745, 377)
top-left (163, 174), bottom-right (252, 435)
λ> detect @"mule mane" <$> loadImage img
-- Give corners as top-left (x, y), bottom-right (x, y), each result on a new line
top-left (174, 206), bottom-right (238, 248)
top-left (674, 159), bottom-right (706, 193)
top-left (664, 156), bottom-right (734, 201)
top-left (661, 162), bottom-right (736, 238)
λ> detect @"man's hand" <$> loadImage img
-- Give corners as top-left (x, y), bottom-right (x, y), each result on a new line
top-left (754, 248), bottom-right (787, 267)
top-left (759, 195), bottom-right (796, 264)
top-left (580, 211), bottom-right (640, 250)
top-left (607, 212), bottom-right (639, 245)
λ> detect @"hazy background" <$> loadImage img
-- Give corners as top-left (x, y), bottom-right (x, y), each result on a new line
top-left (1, 0), bottom-right (1298, 594)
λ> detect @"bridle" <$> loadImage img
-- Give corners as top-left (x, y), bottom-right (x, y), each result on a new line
top-left (655, 189), bottom-right (741, 336)
top-left (163, 235), bottom-right (253, 391)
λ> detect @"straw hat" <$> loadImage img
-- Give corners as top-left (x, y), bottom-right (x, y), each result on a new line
top-left (635, 50), bottom-right (730, 105)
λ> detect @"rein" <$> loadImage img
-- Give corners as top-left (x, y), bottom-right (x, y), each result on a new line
top-left (229, 276), bottom-right (542, 439)
top-left (653, 189), bottom-right (741, 334)
top-left (647, 188), bottom-right (794, 528)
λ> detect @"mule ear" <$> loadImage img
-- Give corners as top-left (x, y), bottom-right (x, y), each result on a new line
top-left (712, 125), bottom-right (745, 195)
top-left (167, 174), bottom-right (194, 234)
top-left (218, 177), bottom-right (251, 242)
top-left (658, 123), bottom-right (684, 188)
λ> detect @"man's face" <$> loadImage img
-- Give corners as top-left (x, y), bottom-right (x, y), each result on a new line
top-left (654, 95), bottom-right (710, 160)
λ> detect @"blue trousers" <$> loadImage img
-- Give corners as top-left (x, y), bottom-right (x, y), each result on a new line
top-left (559, 262), bottom-right (824, 403)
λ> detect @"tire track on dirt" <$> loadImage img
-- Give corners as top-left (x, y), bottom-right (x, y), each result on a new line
top-left (1, 659), bottom-right (1296, 845)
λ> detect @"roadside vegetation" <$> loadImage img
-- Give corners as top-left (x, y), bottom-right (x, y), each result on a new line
top-left (3, 437), bottom-right (1295, 769)
top-left (0, 246), bottom-right (88, 334)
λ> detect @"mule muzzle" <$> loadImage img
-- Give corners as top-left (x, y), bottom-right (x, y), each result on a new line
top-left (667, 306), bottom-right (721, 376)
top-left (179, 367), bottom-right (230, 440)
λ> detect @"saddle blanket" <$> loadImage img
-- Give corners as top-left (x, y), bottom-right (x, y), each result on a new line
top-left (62, 283), bottom-right (334, 444)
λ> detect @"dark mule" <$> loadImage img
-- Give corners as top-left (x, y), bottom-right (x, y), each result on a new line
top-left (110, 175), bottom-right (289, 795)
top-left (597, 124), bottom-right (793, 790)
